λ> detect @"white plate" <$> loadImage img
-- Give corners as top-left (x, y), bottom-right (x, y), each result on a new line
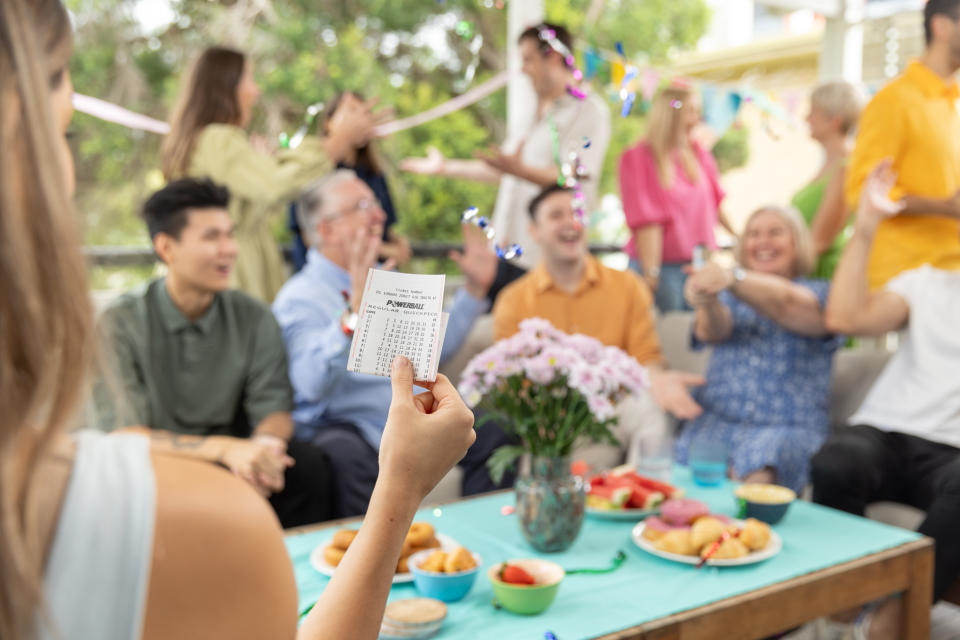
top-left (310, 532), bottom-right (458, 584)
top-left (631, 521), bottom-right (782, 567)
top-left (586, 506), bottom-right (657, 521)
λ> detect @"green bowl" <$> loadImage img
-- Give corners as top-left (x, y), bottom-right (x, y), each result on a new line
top-left (488, 559), bottom-right (564, 615)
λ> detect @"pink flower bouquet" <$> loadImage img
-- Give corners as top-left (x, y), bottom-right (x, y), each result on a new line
top-left (458, 318), bottom-right (649, 482)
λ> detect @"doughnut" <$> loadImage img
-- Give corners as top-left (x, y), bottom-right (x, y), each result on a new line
top-left (323, 545), bottom-right (346, 567)
top-left (418, 550), bottom-right (447, 573)
top-left (739, 518), bottom-right (771, 551)
top-left (397, 554), bottom-right (410, 573)
top-left (641, 516), bottom-right (690, 541)
top-left (404, 522), bottom-right (435, 548)
top-left (690, 517), bottom-right (726, 552)
top-left (703, 537), bottom-right (749, 560)
top-left (659, 498), bottom-right (709, 526)
top-left (331, 529), bottom-right (358, 550)
top-left (443, 547), bottom-right (476, 573)
top-left (653, 529), bottom-right (696, 556)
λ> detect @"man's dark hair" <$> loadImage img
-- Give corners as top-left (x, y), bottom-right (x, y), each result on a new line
top-left (141, 177), bottom-right (230, 240)
top-left (528, 184), bottom-right (573, 220)
top-left (518, 22), bottom-right (574, 59)
top-left (925, 0), bottom-right (960, 45)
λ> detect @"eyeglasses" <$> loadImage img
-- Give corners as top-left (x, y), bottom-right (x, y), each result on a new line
top-left (325, 198), bottom-right (381, 220)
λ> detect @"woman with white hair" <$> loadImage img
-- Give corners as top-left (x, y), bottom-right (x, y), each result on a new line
top-left (791, 81), bottom-right (864, 279)
top-left (675, 205), bottom-right (844, 492)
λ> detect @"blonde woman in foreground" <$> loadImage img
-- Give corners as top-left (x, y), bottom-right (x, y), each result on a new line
top-left (0, 1), bottom-right (476, 638)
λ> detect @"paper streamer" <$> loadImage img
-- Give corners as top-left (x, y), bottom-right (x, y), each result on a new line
top-left (72, 72), bottom-right (508, 140)
top-left (373, 71), bottom-right (508, 137)
top-left (72, 93), bottom-right (170, 135)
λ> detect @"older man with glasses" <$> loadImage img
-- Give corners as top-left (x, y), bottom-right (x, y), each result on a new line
top-left (273, 169), bottom-right (504, 515)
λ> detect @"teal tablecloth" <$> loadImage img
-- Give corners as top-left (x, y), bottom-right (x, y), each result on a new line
top-left (285, 468), bottom-right (920, 639)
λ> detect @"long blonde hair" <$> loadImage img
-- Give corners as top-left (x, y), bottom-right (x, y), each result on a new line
top-left (0, 1), bottom-right (94, 638)
top-left (646, 86), bottom-right (700, 187)
top-left (161, 46), bottom-right (246, 180)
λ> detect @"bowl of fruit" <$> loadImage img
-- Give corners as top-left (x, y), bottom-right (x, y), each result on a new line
top-left (487, 559), bottom-right (565, 615)
top-left (408, 547), bottom-right (482, 602)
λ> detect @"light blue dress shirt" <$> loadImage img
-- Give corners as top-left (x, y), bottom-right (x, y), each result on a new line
top-left (272, 249), bottom-right (488, 450)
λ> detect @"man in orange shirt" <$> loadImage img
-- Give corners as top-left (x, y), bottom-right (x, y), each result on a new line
top-left (493, 185), bottom-right (705, 420)
top-left (845, 0), bottom-right (960, 289)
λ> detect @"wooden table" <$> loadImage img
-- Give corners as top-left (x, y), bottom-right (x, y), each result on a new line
top-left (285, 485), bottom-right (934, 640)
top-left (597, 538), bottom-right (933, 639)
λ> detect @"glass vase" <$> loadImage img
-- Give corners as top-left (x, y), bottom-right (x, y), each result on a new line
top-left (515, 454), bottom-right (586, 552)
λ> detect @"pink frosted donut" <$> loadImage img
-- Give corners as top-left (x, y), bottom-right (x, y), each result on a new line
top-left (641, 515), bottom-right (691, 541)
top-left (660, 499), bottom-right (710, 526)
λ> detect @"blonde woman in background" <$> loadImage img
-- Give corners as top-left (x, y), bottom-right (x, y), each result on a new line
top-left (619, 85), bottom-right (737, 312)
top-left (791, 81), bottom-right (864, 279)
top-left (162, 47), bottom-right (376, 303)
top-left (677, 205), bottom-right (844, 493)
top-left (0, 3), bottom-right (475, 639)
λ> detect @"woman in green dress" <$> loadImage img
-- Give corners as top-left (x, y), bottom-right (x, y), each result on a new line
top-left (790, 82), bottom-right (864, 279)
top-left (162, 47), bottom-right (374, 302)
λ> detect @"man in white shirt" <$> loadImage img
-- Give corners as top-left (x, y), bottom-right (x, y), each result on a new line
top-left (401, 22), bottom-right (611, 271)
top-left (817, 161), bottom-right (960, 639)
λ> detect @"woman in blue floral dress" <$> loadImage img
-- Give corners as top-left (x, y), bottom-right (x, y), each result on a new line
top-left (675, 205), bottom-right (844, 493)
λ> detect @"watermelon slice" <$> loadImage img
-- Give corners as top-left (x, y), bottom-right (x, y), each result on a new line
top-left (586, 483), bottom-right (631, 510)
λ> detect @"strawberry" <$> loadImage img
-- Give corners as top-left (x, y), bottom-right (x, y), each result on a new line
top-left (499, 564), bottom-right (536, 585)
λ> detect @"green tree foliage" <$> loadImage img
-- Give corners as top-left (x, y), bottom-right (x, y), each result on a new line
top-left (66, 0), bottom-right (709, 287)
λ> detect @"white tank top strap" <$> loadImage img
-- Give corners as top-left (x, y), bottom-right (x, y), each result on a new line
top-left (37, 430), bottom-right (156, 640)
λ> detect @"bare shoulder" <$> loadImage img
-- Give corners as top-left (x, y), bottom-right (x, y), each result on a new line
top-left (141, 455), bottom-right (297, 640)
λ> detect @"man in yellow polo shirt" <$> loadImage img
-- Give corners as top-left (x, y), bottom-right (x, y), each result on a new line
top-left (493, 184), bottom-right (705, 420)
top-left (846, 0), bottom-right (960, 289)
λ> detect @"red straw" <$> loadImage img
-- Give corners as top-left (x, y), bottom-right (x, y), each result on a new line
top-left (696, 529), bottom-right (740, 569)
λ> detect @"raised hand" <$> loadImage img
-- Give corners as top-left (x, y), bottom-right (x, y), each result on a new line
top-left (855, 159), bottom-right (903, 235)
top-left (400, 146), bottom-right (446, 176)
top-left (475, 142), bottom-right (524, 177)
top-left (379, 357), bottom-right (476, 501)
top-left (344, 226), bottom-right (382, 311)
top-left (684, 262), bottom-right (732, 307)
top-left (448, 222), bottom-right (497, 300)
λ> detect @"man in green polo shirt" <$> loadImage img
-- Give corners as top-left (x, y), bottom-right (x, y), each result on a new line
top-left (95, 178), bottom-right (335, 527)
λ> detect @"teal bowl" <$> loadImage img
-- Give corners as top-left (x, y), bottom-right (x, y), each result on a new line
top-left (735, 483), bottom-right (796, 525)
top-left (408, 549), bottom-right (482, 602)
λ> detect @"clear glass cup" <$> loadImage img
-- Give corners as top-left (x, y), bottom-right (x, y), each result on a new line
top-left (689, 437), bottom-right (728, 487)
top-left (632, 431), bottom-right (674, 483)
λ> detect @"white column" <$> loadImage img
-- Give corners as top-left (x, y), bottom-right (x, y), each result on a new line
top-left (819, 0), bottom-right (865, 82)
top-left (506, 0), bottom-right (544, 140)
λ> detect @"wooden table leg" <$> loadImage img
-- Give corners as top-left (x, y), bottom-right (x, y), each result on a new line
top-left (901, 544), bottom-right (933, 640)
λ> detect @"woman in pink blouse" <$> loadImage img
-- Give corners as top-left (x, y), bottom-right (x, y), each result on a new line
top-left (619, 86), bottom-right (735, 311)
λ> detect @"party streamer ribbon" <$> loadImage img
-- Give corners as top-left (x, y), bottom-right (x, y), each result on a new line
top-left (72, 72), bottom-right (509, 139)
top-left (373, 71), bottom-right (508, 137)
top-left (72, 93), bottom-right (170, 135)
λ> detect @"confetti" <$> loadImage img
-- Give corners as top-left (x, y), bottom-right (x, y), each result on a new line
top-left (495, 244), bottom-right (523, 260)
top-left (545, 633), bottom-right (558, 640)
top-left (500, 504), bottom-right (515, 516)
top-left (461, 207), bottom-right (523, 259)
top-left (615, 41), bottom-right (625, 57)
top-left (455, 20), bottom-right (474, 39)
top-left (582, 136), bottom-right (591, 149)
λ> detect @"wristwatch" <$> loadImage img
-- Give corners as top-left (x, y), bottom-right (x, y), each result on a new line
top-left (731, 266), bottom-right (747, 287)
top-left (340, 308), bottom-right (359, 336)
